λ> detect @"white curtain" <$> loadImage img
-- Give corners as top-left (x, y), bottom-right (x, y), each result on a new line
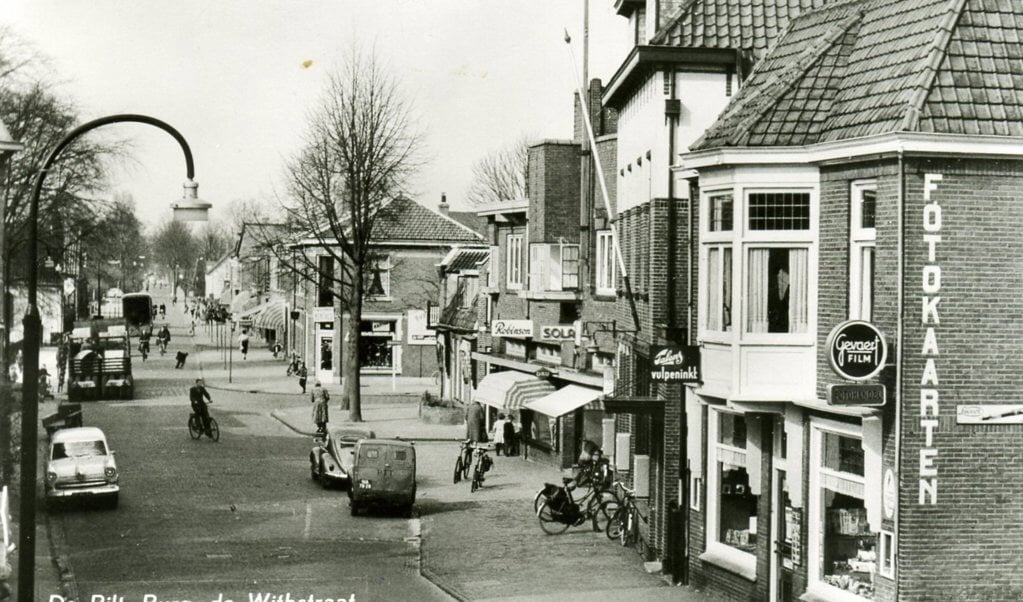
top-left (789, 249), bottom-right (809, 333)
top-left (707, 248), bottom-right (721, 330)
top-left (747, 248), bottom-right (769, 332)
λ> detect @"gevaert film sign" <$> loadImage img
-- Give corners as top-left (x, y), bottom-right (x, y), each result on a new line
top-left (825, 320), bottom-right (888, 381)
top-left (649, 345), bottom-right (700, 384)
top-left (491, 319), bottom-right (533, 339)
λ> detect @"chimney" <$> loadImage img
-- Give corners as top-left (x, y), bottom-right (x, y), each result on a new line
top-left (439, 193), bottom-right (449, 215)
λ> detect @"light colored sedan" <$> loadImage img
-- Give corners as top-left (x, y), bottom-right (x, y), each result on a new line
top-left (46, 427), bottom-right (119, 509)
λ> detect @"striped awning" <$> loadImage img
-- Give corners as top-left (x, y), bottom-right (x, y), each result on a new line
top-left (473, 371), bottom-right (555, 411)
top-left (253, 301), bottom-right (286, 332)
top-left (525, 385), bottom-right (604, 417)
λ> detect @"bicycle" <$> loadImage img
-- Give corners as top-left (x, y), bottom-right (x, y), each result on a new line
top-left (452, 439), bottom-right (473, 484)
top-left (535, 477), bottom-right (619, 535)
top-left (470, 443), bottom-right (494, 493)
top-left (532, 459), bottom-right (613, 514)
top-left (188, 409), bottom-right (220, 441)
top-left (157, 338), bottom-right (168, 356)
top-left (138, 340), bottom-right (149, 362)
top-left (606, 483), bottom-right (647, 558)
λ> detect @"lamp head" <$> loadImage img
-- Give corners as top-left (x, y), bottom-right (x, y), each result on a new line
top-left (171, 179), bottom-right (211, 222)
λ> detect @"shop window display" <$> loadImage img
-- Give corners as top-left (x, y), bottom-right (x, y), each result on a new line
top-left (818, 431), bottom-right (875, 599)
top-left (716, 413), bottom-right (758, 553)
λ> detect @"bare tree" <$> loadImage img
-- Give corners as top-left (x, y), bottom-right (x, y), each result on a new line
top-left (273, 47), bottom-right (421, 422)
top-left (150, 219), bottom-right (200, 298)
top-left (464, 134), bottom-right (530, 206)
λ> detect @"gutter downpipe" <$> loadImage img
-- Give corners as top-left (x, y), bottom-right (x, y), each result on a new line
top-left (895, 147), bottom-right (905, 598)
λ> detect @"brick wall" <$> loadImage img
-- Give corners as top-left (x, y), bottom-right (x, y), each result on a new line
top-left (527, 141), bottom-right (580, 243)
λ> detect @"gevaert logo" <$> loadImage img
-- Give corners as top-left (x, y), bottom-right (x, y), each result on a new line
top-left (826, 320), bottom-right (887, 381)
top-left (491, 319), bottom-right (532, 338)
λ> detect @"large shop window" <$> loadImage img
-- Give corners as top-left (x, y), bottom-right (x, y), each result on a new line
top-left (850, 181), bottom-right (876, 321)
top-left (746, 248), bottom-right (808, 333)
top-left (810, 423), bottom-right (876, 601)
top-left (595, 231), bottom-right (616, 296)
top-left (359, 320), bottom-right (396, 371)
top-left (506, 234), bottom-right (523, 289)
top-left (715, 412), bottom-right (758, 554)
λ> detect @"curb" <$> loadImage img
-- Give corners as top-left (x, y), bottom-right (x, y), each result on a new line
top-left (418, 519), bottom-right (470, 602)
top-left (45, 513), bottom-right (79, 602)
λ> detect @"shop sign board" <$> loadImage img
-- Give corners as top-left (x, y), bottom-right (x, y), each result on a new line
top-left (539, 324), bottom-right (576, 341)
top-left (883, 469), bottom-right (896, 519)
top-left (649, 345), bottom-right (700, 384)
top-left (491, 319), bottom-right (532, 339)
top-left (534, 367), bottom-right (552, 380)
top-left (955, 404), bottom-right (1023, 424)
top-left (313, 307), bottom-right (334, 323)
top-left (406, 309), bottom-right (436, 345)
top-left (825, 320), bottom-right (887, 381)
top-left (828, 384), bottom-right (886, 407)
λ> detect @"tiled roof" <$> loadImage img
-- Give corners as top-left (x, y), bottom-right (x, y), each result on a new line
top-left (652, 0), bottom-right (829, 60)
top-left (371, 197), bottom-right (485, 243)
top-left (692, 0), bottom-right (1023, 150)
top-left (446, 210), bottom-right (487, 236)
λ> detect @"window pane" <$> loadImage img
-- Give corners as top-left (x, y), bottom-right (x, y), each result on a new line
top-left (562, 245), bottom-right (579, 289)
top-left (707, 248), bottom-right (721, 330)
top-left (822, 432), bottom-right (864, 476)
top-left (748, 192), bottom-right (810, 230)
top-left (860, 246), bottom-right (874, 321)
top-left (722, 248), bottom-right (732, 331)
top-left (317, 255), bottom-right (333, 307)
top-left (710, 194), bottom-right (733, 232)
top-left (718, 413), bottom-right (747, 448)
top-left (747, 248), bottom-right (808, 333)
top-left (860, 189), bottom-right (876, 229)
top-left (821, 490), bottom-right (874, 596)
top-left (719, 462), bottom-right (757, 553)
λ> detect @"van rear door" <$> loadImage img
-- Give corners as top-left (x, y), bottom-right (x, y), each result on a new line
top-left (384, 446), bottom-right (415, 495)
top-left (354, 445), bottom-right (383, 492)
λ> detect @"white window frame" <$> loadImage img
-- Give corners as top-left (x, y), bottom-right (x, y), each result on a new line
top-left (506, 234), bottom-right (523, 290)
top-left (704, 408), bottom-right (757, 579)
top-left (705, 245), bottom-right (734, 334)
top-left (740, 187), bottom-right (816, 344)
top-left (807, 417), bottom-right (873, 602)
top-left (487, 245), bottom-right (498, 289)
top-left (595, 231), bottom-right (616, 296)
top-left (850, 180), bottom-right (877, 321)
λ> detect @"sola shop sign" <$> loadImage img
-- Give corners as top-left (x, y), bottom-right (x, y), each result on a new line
top-left (826, 320), bottom-right (888, 381)
top-left (649, 345), bottom-right (700, 383)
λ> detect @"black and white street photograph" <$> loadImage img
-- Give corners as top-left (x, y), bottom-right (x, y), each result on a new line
top-left (1, 1), bottom-right (1022, 601)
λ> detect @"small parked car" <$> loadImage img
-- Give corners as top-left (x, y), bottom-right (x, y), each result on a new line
top-left (45, 427), bottom-right (119, 509)
top-left (348, 439), bottom-right (416, 517)
top-left (309, 425), bottom-right (376, 489)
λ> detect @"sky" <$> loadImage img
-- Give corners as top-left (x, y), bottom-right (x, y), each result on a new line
top-left (0, 1), bottom-right (632, 228)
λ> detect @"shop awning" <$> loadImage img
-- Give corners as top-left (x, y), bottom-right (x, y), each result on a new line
top-left (525, 385), bottom-right (603, 417)
top-left (473, 371), bottom-right (555, 410)
top-left (253, 301), bottom-right (286, 332)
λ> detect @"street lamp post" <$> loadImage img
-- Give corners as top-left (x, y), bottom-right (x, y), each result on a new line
top-left (18, 114), bottom-right (209, 602)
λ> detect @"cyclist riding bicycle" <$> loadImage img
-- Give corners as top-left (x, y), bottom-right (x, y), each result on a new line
top-left (157, 325), bottom-right (171, 353)
top-left (189, 378), bottom-right (213, 436)
top-left (138, 332), bottom-right (151, 360)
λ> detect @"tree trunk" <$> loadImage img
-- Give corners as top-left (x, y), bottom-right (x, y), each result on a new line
top-left (344, 275), bottom-right (363, 422)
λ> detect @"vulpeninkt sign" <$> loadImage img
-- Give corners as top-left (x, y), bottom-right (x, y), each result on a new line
top-left (825, 320), bottom-right (887, 381)
top-left (649, 345), bottom-right (700, 384)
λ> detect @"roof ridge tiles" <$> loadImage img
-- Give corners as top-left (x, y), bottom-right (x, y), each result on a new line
top-left (900, 0), bottom-right (970, 132)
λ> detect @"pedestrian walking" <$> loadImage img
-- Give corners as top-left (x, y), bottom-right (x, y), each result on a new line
top-left (310, 381), bottom-right (329, 436)
top-left (271, 341), bottom-right (282, 359)
top-left (239, 330), bottom-right (250, 360)
top-left (175, 351), bottom-right (189, 369)
top-left (491, 413), bottom-right (508, 456)
top-left (466, 401), bottom-right (487, 444)
top-left (298, 362), bottom-right (308, 394)
top-left (503, 413), bottom-right (516, 456)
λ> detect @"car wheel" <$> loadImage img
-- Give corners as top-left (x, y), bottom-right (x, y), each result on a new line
top-left (317, 461), bottom-right (329, 488)
top-left (107, 493), bottom-right (119, 510)
top-left (350, 502), bottom-right (359, 517)
top-left (310, 457), bottom-right (318, 481)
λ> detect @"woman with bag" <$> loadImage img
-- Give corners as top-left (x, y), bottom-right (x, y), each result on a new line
top-left (310, 381), bottom-right (329, 436)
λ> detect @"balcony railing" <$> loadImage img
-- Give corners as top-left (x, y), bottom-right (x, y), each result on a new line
top-left (528, 243), bottom-right (579, 292)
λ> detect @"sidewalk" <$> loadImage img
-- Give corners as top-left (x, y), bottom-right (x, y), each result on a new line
top-left (4, 398), bottom-right (80, 601)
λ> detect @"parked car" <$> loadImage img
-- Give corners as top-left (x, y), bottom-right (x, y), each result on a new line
top-left (45, 427), bottom-right (119, 509)
top-left (348, 439), bottom-right (416, 517)
top-left (309, 425), bottom-right (376, 489)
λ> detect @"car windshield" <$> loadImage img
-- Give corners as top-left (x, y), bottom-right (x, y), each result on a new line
top-left (52, 440), bottom-right (107, 460)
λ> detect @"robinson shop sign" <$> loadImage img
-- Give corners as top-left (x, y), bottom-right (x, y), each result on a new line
top-left (649, 345), bottom-right (700, 384)
top-left (826, 320), bottom-right (888, 381)
top-left (491, 319), bottom-right (533, 339)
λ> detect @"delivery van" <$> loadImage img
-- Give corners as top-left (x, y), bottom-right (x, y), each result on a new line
top-left (348, 439), bottom-right (416, 517)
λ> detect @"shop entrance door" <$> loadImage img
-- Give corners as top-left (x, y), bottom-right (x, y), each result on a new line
top-left (317, 335), bottom-right (333, 383)
top-left (770, 470), bottom-right (796, 602)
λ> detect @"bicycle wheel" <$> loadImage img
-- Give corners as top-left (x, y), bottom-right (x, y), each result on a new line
top-left (533, 488), bottom-right (546, 514)
top-left (537, 502), bottom-right (570, 535)
top-left (470, 466), bottom-right (481, 493)
top-left (188, 415), bottom-right (201, 439)
top-left (622, 508), bottom-right (637, 547)
top-left (593, 499), bottom-right (620, 533)
top-left (606, 505), bottom-right (625, 540)
top-left (207, 417), bottom-right (220, 441)
top-left (453, 457), bottom-right (463, 484)
top-left (461, 452), bottom-right (472, 479)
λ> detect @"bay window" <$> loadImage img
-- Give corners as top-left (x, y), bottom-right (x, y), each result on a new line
top-left (746, 247), bottom-right (808, 333)
top-left (706, 246), bottom-right (733, 332)
top-left (850, 181), bottom-right (876, 320)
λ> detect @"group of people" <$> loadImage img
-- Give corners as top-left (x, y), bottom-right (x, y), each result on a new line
top-left (490, 413), bottom-right (521, 456)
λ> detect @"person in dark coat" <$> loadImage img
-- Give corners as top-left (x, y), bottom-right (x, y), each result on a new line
top-left (466, 401), bottom-right (487, 443)
top-left (502, 415), bottom-right (516, 456)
